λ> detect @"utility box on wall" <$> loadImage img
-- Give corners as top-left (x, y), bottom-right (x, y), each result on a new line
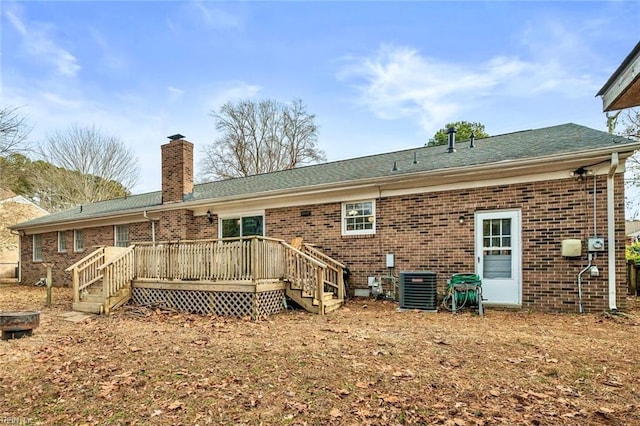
top-left (588, 237), bottom-right (605, 252)
top-left (561, 239), bottom-right (582, 257)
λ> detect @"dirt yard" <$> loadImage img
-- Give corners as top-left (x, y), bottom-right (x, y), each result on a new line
top-left (1, 285), bottom-right (640, 425)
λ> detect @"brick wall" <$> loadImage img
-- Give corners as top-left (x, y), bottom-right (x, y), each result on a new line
top-left (20, 222), bottom-right (154, 286)
top-left (267, 175), bottom-right (627, 313)
top-left (161, 138), bottom-right (194, 204)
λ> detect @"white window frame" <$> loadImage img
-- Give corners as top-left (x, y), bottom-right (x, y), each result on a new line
top-left (114, 225), bottom-right (130, 247)
top-left (74, 230), bottom-right (84, 252)
top-left (57, 231), bottom-right (66, 252)
top-left (342, 199), bottom-right (376, 236)
top-left (33, 234), bottom-right (42, 261)
top-left (217, 211), bottom-right (265, 238)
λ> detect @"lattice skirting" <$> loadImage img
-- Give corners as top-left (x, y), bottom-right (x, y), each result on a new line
top-left (131, 288), bottom-right (285, 320)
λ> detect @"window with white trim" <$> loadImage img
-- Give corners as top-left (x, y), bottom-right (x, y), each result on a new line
top-left (114, 225), bottom-right (130, 247)
top-left (342, 200), bottom-right (376, 236)
top-left (219, 215), bottom-right (264, 238)
top-left (33, 234), bottom-right (43, 261)
top-left (57, 231), bottom-right (66, 252)
top-left (74, 230), bottom-right (84, 252)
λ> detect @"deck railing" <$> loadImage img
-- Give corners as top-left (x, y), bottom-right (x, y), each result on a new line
top-left (135, 237), bottom-right (288, 281)
top-left (134, 237), bottom-right (338, 313)
top-left (65, 247), bottom-right (106, 304)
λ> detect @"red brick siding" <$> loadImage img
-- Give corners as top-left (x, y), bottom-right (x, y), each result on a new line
top-left (161, 139), bottom-right (194, 204)
top-left (267, 176), bottom-right (626, 313)
top-left (20, 222), bottom-right (154, 286)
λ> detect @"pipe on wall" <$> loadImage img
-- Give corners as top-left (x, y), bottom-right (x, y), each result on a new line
top-left (607, 152), bottom-right (619, 311)
top-left (143, 211), bottom-right (156, 245)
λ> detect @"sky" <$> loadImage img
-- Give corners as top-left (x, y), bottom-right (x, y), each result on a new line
top-left (2, 0), bottom-right (639, 196)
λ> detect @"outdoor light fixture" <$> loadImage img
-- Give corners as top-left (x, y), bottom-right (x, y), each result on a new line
top-left (458, 215), bottom-right (465, 224)
top-left (570, 167), bottom-right (593, 181)
top-left (206, 210), bottom-right (213, 224)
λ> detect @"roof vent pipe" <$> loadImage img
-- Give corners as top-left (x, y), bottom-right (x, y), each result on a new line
top-left (447, 127), bottom-right (456, 153)
top-left (470, 131), bottom-right (475, 148)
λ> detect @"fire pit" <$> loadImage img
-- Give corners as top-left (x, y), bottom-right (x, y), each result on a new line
top-left (0, 311), bottom-right (40, 340)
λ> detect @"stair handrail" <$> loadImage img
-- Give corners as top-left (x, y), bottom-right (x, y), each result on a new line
top-left (280, 241), bottom-right (327, 314)
top-left (303, 244), bottom-right (346, 268)
top-left (302, 244), bottom-right (345, 302)
top-left (100, 245), bottom-right (136, 314)
top-left (96, 245), bottom-right (136, 272)
top-left (64, 246), bottom-right (106, 272)
top-left (65, 247), bottom-right (106, 304)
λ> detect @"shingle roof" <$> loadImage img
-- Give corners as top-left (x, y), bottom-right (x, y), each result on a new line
top-left (12, 123), bottom-right (637, 229)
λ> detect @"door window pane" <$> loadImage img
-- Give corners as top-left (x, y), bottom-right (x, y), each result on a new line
top-left (242, 216), bottom-right (263, 236)
top-left (221, 215), bottom-right (264, 238)
top-left (483, 218), bottom-right (512, 278)
top-left (222, 218), bottom-right (240, 238)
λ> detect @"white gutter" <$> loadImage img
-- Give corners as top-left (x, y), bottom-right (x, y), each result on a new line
top-left (607, 152), bottom-right (619, 311)
top-left (143, 211), bottom-right (156, 245)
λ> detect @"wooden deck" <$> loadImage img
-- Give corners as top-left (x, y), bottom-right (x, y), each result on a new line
top-left (66, 237), bottom-right (345, 318)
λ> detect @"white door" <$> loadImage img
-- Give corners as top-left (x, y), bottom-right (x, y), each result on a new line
top-left (475, 210), bottom-right (521, 305)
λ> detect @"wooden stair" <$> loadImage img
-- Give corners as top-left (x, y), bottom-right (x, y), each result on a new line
top-left (285, 281), bottom-right (343, 315)
top-left (72, 285), bottom-right (131, 314)
top-left (68, 246), bottom-right (134, 315)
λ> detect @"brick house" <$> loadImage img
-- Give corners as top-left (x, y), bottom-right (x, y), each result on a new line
top-left (10, 123), bottom-right (640, 312)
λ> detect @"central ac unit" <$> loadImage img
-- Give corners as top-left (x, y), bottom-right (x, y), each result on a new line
top-left (399, 271), bottom-right (437, 312)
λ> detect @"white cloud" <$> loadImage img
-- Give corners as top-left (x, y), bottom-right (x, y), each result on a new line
top-left (5, 6), bottom-right (81, 77)
top-left (89, 28), bottom-right (126, 71)
top-left (190, 1), bottom-right (243, 30)
top-left (337, 36), bottom-right (601, 134)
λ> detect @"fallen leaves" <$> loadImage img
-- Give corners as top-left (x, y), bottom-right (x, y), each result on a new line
top-left (1, 286), bottom-right (639, 425)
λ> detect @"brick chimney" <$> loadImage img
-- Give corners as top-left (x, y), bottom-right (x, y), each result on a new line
top-left (161, 134), bottom-right (194, 204)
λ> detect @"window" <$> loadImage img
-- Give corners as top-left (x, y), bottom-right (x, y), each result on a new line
top-left (33, 234), bottom-right (42, 261)
top-left (57, 231), bottom-right (66, 252)
top-left (114, 225), bottom-right (130, 247)
top-left (342, 200), bottom-right (376, 236)
top-left (220, 215), bottom-right (264, 238)
top-left (74, 230), bottom-right (84, 252)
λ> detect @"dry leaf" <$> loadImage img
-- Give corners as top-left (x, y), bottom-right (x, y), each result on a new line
top-left (329, 408), bottom-right (342, 417)
top-left (168, 400), bottom-right (184, 411)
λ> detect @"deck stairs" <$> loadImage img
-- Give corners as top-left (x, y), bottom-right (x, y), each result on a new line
top-left (66, 246), bottom-right (135, 314)
top-left (282, 238), bottom-right (346, 315)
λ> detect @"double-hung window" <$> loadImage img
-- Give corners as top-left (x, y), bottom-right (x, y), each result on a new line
top-left (114, 225), bottom-right (130, 247)
top-left (57, 231), bottom-right (66, 252)
top-left (33, 234), bottom-right (43, 261)
top-left (342, 200), bottom-right (376, 236)
top-left (74, 230), bottom-right (84, 252)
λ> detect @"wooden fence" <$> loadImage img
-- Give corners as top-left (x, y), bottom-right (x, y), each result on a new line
top-left (627, 260), bottom-right (640, 296)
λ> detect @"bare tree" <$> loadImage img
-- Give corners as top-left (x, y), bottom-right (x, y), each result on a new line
top-left (0, 105), bottom-right (30, 156)
top-left (34, 125), bottom-right (139, 211)
top-left (612, 108), bottom-right (640, 218)
top-left (201, 99), bottom-right (325, 180)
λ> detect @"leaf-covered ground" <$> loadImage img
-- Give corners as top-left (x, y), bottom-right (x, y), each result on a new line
top-left (1, 285), bottom-right (640, 425)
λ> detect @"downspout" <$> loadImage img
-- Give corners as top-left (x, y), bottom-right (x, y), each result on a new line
top-left (10, 230), bottom-right (22, 283)
top-left (143, 211), bottom-right (156, 246)
top-left (607, 152), bottom-right (619, 312)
